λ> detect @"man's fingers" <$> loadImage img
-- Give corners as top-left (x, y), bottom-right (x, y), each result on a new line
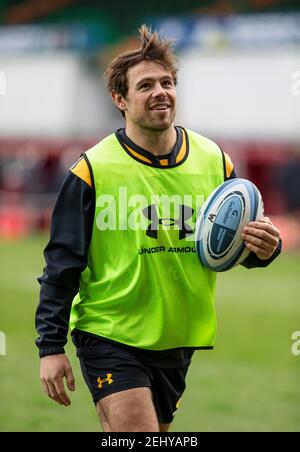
top-left (46, 380), bottom-right (65, 406)
top-left (241, 216), bottom-right (280, 260)
top-left (41, 376), bottom-right (71, 406)
top-left (244, 242), bottom-right (270, 259)
top-left (41, 379), bottom-right (51, 397)
top-left (53, 377), bottom-right (71, 406)
top-left (260, 216), bottom-right (272, 224)
top-left (242, 226), bottom-right (279, 247)
top-left (242, 233), bottom-right (271, 252)
top-left (245, 221), bottom-right (280, 238)
top-left (40, 355), bottom-right (74, 407)
top-left (65, 366), bottom-right (75, 392)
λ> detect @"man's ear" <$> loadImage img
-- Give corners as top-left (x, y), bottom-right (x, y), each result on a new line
top-left (112, 92), bottom-right (127, 114)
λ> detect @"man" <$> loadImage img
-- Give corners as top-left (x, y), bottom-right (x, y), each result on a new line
top-left (36, 25), bottom-right (281, 432)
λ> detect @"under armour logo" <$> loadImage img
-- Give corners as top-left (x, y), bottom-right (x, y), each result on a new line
top-left (97, 373), bottom-right (113, 389)
top-left (142, 204), bottom-right (194, 240)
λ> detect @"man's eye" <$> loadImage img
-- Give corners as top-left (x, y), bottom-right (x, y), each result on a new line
top-left (140, 83), bottom-right (150, 89)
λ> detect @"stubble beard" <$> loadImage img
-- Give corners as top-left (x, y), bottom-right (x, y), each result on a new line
top-left (135, 108), bottom-right (176, 133)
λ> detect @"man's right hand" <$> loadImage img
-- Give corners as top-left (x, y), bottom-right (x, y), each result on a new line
top-left (40, 354), bottom-right (75, 406)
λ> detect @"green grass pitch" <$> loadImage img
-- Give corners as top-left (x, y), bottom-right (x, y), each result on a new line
top-left (0, 235), bottom-right (299, 432)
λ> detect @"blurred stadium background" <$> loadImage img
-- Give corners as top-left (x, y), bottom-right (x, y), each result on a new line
top-left (0, 0), bottom-right (299, 432)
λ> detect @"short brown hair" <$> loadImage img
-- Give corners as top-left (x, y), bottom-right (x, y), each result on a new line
top-left (104, 24), bottom-right (178, 101)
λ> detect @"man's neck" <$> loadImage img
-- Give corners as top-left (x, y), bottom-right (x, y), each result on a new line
top-left (125, 124), bottom-right (177, 157)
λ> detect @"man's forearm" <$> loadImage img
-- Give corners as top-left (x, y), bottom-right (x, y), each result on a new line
top-left (35, 279), bottom-right (79, 357)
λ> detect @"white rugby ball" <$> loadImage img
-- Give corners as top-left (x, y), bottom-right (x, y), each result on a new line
top-left (195, 178), bottom-right (264, 272)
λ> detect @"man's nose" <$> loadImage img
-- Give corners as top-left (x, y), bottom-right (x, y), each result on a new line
top-left (152, 83), bottom-right (167, 97)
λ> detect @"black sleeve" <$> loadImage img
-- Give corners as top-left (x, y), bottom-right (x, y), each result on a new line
top-left (35, 171), bottom-right (94, 358)
top-left (224, 153), bottom-right (282, 269)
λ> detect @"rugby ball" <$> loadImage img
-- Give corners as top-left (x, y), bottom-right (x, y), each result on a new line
top-left (195, 178), bottom-right (264, 272)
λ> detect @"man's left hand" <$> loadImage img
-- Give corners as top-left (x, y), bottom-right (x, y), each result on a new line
top-left (242, 217), bottom-right (280, 260)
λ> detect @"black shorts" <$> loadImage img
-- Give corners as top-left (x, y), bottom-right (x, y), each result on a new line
top-left (72, 331), bottom-right (194, 424)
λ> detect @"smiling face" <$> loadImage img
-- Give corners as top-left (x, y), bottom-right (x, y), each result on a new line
top-left (112, 60), bottom-right (177, 133)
